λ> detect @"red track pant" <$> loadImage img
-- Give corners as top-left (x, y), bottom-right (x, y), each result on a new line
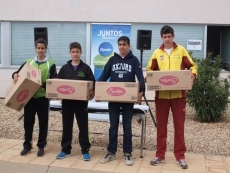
top-left (155, 97), bottom-right (186, 161)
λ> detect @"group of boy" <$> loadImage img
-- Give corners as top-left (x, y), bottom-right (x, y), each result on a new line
top-left (13, 25), bottom-right (197, 169)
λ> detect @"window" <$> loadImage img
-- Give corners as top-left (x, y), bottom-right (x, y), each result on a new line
top-left (11, 22), bottom-right (86, 66)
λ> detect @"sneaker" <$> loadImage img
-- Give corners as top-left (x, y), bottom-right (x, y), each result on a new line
top-left (56, 152), bottom-right (71, 159)
top-left (20, 148), bottom-right (31, 156)
top-left (100, 152), bottom-right (115, 163)
top-left (82, 153), bottom-right (91, 161)
top-left (37, 148), bottom-right (44, 157)
top-left (150, 157), bottom-right (165, 166)
top-left (177, 159), bottom-right (188, 169)
top-left (124, 153), bottom-right (133, 166)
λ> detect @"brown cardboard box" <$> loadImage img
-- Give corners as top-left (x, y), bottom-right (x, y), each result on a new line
top-left (46, 79), bottom-right (93, 100)
top-left (146, 70), bottom-right (192, 91)
top-left (95, 82), bottom-right (139, 103)
top-left (5, 63), bottom-right (42, 111)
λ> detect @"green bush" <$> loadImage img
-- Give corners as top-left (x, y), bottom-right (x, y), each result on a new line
top-left (187, 53), bottom-right (230, 122)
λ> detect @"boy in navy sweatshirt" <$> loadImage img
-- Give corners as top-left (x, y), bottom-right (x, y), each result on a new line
top-left (98, 36), bottom-right (145, 166)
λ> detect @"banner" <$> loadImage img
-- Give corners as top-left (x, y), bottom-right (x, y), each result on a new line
top-left (91, 24), bottom-right (131, 80)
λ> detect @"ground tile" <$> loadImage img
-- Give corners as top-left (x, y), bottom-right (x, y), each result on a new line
top-left (144, 150), bottom-right (155, 156)
top-left (90, 151), bottom-right (106, 158)
top-left (50, 159), bottom-right (76, 168)
top-left (0, 140), bottom-right (21, 149)
top-left (226, 157), bottom-right (230, 163)
top-left (118, 160), bottom-right (142, 167)
top-left (185, 165), bottom-right (207, 173)
top-left (92, 162), bottom-right (117, 172)
top-left (0, 154), bottom-right (15, 161)
top-left (114, 165), bottom-right (139, 173)
top-left (206, 160), bottom-right (226, 168)
top-left (9, 155), bottom-right (36, 163)
top-left (186, 158), bottom-right (205, 166)
top-left (207, 167), bottom-right (229, 173)
top-left (162, 162), bottom-right (185, 172)
top-left (140, 161), bottom-right (162, 169)
top-left (1, 149), bottom-right (21, 155)
top-left (143, 155), bottom-right (154, 162)
top-left (161, 170), bottom-right (184, 173)
top-left (71, 159), bottom-right (96, 170)
top-left (186, 153), bottom-right (204, 160)
top-left (0, 139), bottom-right (8, 143)
top-left (138, 167), bottom-right (161, 173)
top-left (30, 157), bottom-right (55, 165)
top-left (205, 155), bottom-right (224, 162)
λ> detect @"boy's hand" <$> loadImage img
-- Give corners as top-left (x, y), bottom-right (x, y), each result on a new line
top-left (13, 74), bottom-right (20, 84)
top-left (191, 74), bottom-right (195, 85)
top-left (89, 91), bottom-right (95, 100)
top-left (137, 92), bottom-right (144, 105)
top-left (88, 88), bottom-right (95, 100)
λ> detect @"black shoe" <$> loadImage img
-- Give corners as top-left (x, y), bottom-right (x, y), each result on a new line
top-left (20, 149), bottom-right (31, 156)
top-left (37, 148), bottom-right (44, 157)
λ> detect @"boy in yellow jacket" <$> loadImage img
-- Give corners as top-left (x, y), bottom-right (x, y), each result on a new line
top-left (146, 25), bottom-right (197, 169)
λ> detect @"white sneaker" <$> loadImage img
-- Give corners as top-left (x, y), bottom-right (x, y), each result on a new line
top-left (100, 152), bottom-right (115, 163)
top-left (177, 159), bottom-right (188, 169)
top-left (150, 157), bottom-right (165, 166)
top-left (124, 153), bottom-right (133, 166)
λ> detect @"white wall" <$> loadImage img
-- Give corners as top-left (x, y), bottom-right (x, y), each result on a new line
top-left (0, 0), bottom-right (230, 24)
top-left (1, 0), bottom-right (230, 100)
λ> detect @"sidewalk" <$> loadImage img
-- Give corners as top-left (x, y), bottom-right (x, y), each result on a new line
top-left (0, 138), bottom-right (229, 173)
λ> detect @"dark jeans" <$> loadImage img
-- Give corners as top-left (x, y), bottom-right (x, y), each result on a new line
top-left (107, 102), bottom-right (134, 154)
top-left (23, 97), bottom-right (49, 149)
top-left (61, 99), bottom-right (91, 154)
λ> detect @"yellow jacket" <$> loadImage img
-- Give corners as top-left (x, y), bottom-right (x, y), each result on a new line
top-left (146, 43), bottom-right (197, 99)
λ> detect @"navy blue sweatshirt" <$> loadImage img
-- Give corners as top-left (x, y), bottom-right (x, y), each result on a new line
top-left (98, 50), bottom-right (145, 93)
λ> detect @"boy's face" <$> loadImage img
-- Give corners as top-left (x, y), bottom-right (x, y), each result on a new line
top-left (161, 33), bottom-right (174, 47)
top-left (36, 43), bottom-right (46, 57)
top-left (118, 40), bottom-right (130, 55)
top-left (70, 48), bottom-right (82, 61)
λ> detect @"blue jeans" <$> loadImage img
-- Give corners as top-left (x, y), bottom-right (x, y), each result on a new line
top-left (107, 102), bottom-right (134, 154)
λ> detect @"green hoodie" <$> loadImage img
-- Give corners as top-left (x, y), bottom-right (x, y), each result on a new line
top-left (27, 57), bottom-right (56, 98)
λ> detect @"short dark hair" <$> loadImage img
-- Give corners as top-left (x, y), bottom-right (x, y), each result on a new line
top-left (160, 25), bottom-right (174, 36)
top-left (117, 36), bottom-right (130, 45)
top-left (35, 38), bottom-right (47, 49)
top-left (69, 42), bottom-right (82, 51)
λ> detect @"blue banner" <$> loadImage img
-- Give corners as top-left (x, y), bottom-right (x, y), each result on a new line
top-left (91, 24), bottom-right (131, 80)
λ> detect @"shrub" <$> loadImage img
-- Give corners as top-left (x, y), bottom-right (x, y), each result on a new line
top-left (187, 53), bottom-right (230, 122)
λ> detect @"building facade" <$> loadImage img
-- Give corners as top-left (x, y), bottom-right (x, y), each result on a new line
top-left (0, 0), bottom-right (230, 97)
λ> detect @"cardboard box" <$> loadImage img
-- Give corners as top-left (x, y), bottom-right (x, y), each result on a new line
top-left (5, 63), bottom-right (42, 111)
top-left (146, 70), bottom-right (192, 91)
top-left (95, 82), bottom-right (139, 103)
top-left (46, 79), bottom-right (93, 100)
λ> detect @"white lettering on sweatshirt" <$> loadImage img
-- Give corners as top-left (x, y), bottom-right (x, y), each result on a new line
top-left (112, 63), bottom-right (132, 72)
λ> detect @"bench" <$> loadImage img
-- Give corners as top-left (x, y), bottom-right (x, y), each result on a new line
top-left (50, 100), bottom-right (149, 158)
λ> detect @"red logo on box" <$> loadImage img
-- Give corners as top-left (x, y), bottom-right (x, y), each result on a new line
top-left (17, 89), bottom-right (29, 102)
top-left (57, 85), bottom-right (75, 94)
top-left (107, 87), bottom-right (126, 96)
top-left (159, 76), bottom-right (179, 85)
top-left (31, 70), bottom-right (36, 77)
